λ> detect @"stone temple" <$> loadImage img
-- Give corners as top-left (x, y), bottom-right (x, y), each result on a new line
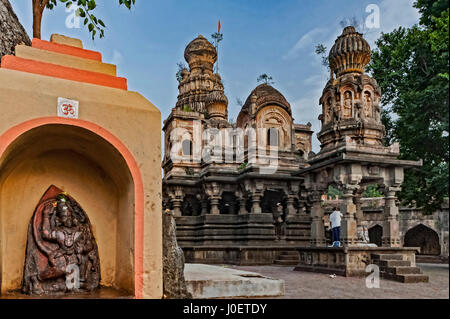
top-left (162, 27), bottom-right (448, 278)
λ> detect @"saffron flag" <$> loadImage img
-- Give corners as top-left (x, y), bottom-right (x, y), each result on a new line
top-left (218, 20), bottom-right (221, 33)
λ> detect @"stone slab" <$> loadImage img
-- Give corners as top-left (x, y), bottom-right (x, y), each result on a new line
top-left (50, 34), bottom-right (83, 48)
top-left (184, 264), bottom-right (284, 299)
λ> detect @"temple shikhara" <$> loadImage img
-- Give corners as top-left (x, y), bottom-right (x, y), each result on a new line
top-left (162, 27), bottom-right (448, 281)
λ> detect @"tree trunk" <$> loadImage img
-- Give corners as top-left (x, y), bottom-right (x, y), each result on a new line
top-left (32, 0), bottom-right (43, 39)
top-left (0, 0), bottom-right (31, 60)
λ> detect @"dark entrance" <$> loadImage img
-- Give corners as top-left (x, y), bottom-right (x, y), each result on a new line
top-left (404, 224), bottom-right (441, 255)
top-left (261, 190), bottom-right (286, 217)
top-left (182, 195), bottom-right (201, 216)
top-left (369, 224), bottom-right (383, 247)
top-left (219, 192), bottom-right (238, 215)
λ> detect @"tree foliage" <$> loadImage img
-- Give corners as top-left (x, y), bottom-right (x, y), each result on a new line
top-left (364, 184), bottom-right (383, 198)
top-left (327, 186), bottom-right (342, 200)
top-left (32, 0), bottom-right (135, 39)
top-left (368, 0), bottom-right (449, 213)
top-left (175, 62), bottom-right (187, 83)
top-left (315, 44), bottom-right (329, 70)
top-left (257, 74), bottom-right (274, 85)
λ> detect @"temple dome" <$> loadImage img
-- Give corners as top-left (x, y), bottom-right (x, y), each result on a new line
top-left (184, 35), bottom-right (217, 73)
top-left (329, 26), bottom-right (371, 77)
top-left (205, 90), bottom-right (228, 106)
top-left (241, 84), bottom-right (291, 115)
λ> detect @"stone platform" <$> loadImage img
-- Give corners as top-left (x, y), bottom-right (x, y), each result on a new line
top-left (184, 264), bottom-right (285, 299)
top-left (182, 245), bottom-right (305, 265)
top-left (294, 246), bottom-right (422, 277)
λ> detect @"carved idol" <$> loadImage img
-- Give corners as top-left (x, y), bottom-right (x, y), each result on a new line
top-left (342, 91), bottom-right (353, 118)
top-left (22, 186), bottom-right (100, 295)
top-left (374, 101), bottom-right (381, 122)
top-left (324, 97), bottom-right (333, 123)
top-left (332, 94), bottom-right (340, 122)
top-left (364, 91), bottom-right (373, 119)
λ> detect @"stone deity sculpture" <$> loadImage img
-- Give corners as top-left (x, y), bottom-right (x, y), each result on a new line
top-left (364, 92), bottom-right (373, 119)
top-left (324, 97), bottom-right (333, 123)
top-left (342, 92), bottom-right (353, 118)
top-left (22, 186), bottom-right (100, 295)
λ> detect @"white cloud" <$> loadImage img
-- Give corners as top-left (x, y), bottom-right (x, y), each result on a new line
top-left (291, 83), bottom-right (325, 153)
top-left (283, 28), bottom-right (327, 60)
top-left (110, 50), bottom-right (124, 67)
top-left (364, 0), bottom-right (420, 46)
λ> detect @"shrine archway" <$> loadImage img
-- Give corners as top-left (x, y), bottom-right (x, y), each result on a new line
top-left (0, 118), bottom-right (144, 297)
top-left (369, 224), bottom-right (383, 247)
top-left (404, 224), bottom-right (441, 256)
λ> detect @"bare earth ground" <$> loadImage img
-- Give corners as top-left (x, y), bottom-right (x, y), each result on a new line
top-left (228, 263), bottom-right (449, 299)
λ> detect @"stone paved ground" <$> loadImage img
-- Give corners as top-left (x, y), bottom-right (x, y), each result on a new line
top-left (228, 263), bottom-right (449, 299)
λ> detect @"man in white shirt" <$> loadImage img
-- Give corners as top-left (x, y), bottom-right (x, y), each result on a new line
top-left (330, 207), bottom-right (343, 247)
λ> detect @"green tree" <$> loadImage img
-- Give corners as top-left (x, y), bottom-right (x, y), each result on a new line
top-left (315, 44), bottom-right (329, 70)
top-left (327, 186), bottom-right (342, 200)
top-left (175, 62), bottom-right (187, 83)
top-left (257, 74), bottom-right (274, 85)
top-left (368, 0), bottom-right (449, 213)
top-left (211, 32), bottom-right (223, 73)
top-left (32, 0), bottom-right (135, 40)
top-left (364, 184), bottom-right (383, 198)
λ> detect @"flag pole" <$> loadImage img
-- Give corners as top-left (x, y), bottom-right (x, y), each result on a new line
top-left (216, 20), bottom-right (221, 74)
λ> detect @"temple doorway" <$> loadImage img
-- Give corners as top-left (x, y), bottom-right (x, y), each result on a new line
top-left (182, 195), bottom-right (201, 216)
top-left (261, 191), bottom-right (286, 214)
top-left (369, 225), bottom-right (383, 247)
top-left (404, 224), bottom-right (441, 255)
top-left (219, 192), bottom-right (238, 215)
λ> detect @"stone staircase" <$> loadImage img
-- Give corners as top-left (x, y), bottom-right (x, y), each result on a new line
top-left (371, 253), bottom-right (429, 283)
top-left (274, 251), bottom-right (299, 266)
top-left (416, 255), bottom-right (449, 264)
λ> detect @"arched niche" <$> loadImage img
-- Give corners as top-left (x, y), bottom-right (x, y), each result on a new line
top-left (340, 88), bottom-right (354, 119)
top-left (0, 124), bottom-right (135, 295)
top-left (404, 224), bottom-right (441, 256)
top-left (256, 105), bottom-right (292, 151)
top-left (369, 224), bottom-right (383, 247)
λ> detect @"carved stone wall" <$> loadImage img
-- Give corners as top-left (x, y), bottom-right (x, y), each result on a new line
top-left (0, 0), bottom-right (31, 60)
top-left (162, 211), bottom-right (191, 299)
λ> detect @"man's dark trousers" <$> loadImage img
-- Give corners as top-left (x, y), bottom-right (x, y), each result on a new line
top-left (332, 226), bottom-right (341, 246)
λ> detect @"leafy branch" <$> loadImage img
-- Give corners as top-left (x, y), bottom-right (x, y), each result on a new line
top-left (33, 0), bottom-right (135, 40)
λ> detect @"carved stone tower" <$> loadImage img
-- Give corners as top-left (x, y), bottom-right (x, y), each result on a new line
top-left (318, 26), bottom-right (385, 150)
top-left (299, 26), bottom-right (422, 249)
top-left (176, 35), bottom-right (227, 116)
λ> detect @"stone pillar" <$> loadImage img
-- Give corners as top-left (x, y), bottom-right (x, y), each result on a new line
top-left (340, 184), bottom-right (359, 246)
top-left (239, 197), bottom-right (248, 215)
top-left (310, 191), bottom-right (326, 246)
top-left (210, 196), bottom-right (221, 215)
top-left (354, 190), bottom-right (368, 243)
top-left (382, 186), bottom-right (401, 247)
top-left (204, 182), bottom-right (221, 215)
top-left (251, 193), bottom-right (262, 214)
top-left (298, 191), bottom-right (308, 216)
top-left (172, 199), bottom-right (182, 217)
top-left (286, 195), bottom-right (297, 217)
top-left (169, 187), bottom-right (184, 217)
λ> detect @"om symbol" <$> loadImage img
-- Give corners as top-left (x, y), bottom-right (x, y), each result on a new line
top-left (62, 103), bottom-right (75, 116)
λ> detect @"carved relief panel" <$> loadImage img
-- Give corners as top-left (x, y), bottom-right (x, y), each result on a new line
top-left (22, 186), bottom-right (100, 295)
top-left (256, 105), bottom-right (292, 151)
top-left (341, 90), bottom-right (354, 119)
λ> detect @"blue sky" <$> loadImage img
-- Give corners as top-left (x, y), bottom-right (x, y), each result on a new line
top-left (10, 0), bottom-right (420, 152)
